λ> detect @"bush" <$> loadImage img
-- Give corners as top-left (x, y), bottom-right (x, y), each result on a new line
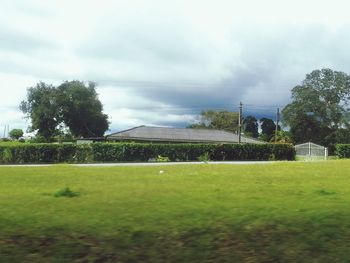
top-left (53, 187), bottom-right (80, 198)
top-left (336, 144), bottom-right (350, 158)
top-left (1, 143), bottom-right (95, 164)
top-left (0, 142), bottom-right (295, 164)
top-left (198, 152), bottom-right (210, 162)
top-left (155, 155), bottom-right (170, 162)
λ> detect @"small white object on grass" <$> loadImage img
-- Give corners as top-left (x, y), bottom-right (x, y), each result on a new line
top-left (159, 170), bottom-right (164, 174)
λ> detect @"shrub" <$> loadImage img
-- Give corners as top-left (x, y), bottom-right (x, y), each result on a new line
top-left (198, 152), bottom-right (210, 162)
top-left (0, 143), bottom-right (78, 164)
top-left (53, 187), bottom-right (80, 198)
top-left (0, 142), bottom-right (295, 164)
top-left (336, 144), bottom-right (350, 158)
top-left (2, 148), bottom-right (13, 163)
top-left (156, 155), bottom-right (170, 162)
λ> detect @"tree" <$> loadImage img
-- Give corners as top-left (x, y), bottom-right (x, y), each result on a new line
top-left (243, 115), bottom-right (259, 138)
top-left (335, 121), bottom-right (350, 144)
top-left (260, 117), bottom-right (279, 141)
top-left (20, 81), bottom-right (109, 140)
top-left (282, 68), bottom-right (350, 148)
top-left (188, 110), bottom-right (239, 132)
top-left (187, 123), bottom-right (207, 129)
top-left (9, 129), bottom-right (23, 140)
top-left (270, 130), bottom-right (293, 144)
top-left (20, 82), bottom-right (60, 141)
top-left (57, 81), bottom-right (109, 137)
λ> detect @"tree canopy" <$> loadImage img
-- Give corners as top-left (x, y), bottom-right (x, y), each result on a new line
top-left (187, 110), bottom-right (239, 132)
top-left (20, 82), bottom-right (60, 140)
top-left (282, 68), bottom-right (350, 147)
top-left (260, 117), bottom-right (279, 141)
top-left (9, 129), bottom-right (24, 140)
top-left (270, 130), bottom-right (293, 144)
top-left (20, 81), bottom-right (109, 140)
top-left (57, 81), bottom-right (109, 138)
top-left (243, 115), bottom-right (259, 138)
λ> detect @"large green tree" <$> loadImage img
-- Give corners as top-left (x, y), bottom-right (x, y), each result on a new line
top-left (188, 110), bottom-right (239, 132)
top-left (57, 81), bottom-right (109, 138)
top-left (20, 82), bottom-right (60, 140)
top-left (243, 115), bottom-right (259, 138)
top-left (260, 117), bottom-right (279, 141)
top-left (282, 68), bottom-right (350, 147)
top-left (20, 81), bottom-right (109, 140)
top-left (9, 129), bottom-right (24, 140)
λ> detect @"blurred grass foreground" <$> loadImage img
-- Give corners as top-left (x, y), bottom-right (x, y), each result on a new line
top-left (0, 160), bottom-right (350, 262)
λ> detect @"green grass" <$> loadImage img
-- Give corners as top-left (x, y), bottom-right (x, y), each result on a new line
top-left (0, 160), bottom-right (350, 262)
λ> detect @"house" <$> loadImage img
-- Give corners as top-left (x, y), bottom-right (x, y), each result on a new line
top-left (105, 126), bottom-right (263, 144)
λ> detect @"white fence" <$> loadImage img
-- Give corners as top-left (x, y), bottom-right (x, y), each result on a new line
top-left (295, 142), bottom-right (328, 160)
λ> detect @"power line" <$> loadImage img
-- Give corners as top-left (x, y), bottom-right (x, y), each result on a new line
top-left (115, 103), bottom-right (286, 111)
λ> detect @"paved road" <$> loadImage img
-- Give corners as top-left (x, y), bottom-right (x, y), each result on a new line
top-left (0, 161), bottom-right (275, 167)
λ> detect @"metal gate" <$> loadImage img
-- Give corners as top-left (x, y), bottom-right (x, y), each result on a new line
top-left (295, 142), bottom-right (328, 160)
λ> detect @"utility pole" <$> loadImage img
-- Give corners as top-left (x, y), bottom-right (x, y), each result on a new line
top-left (275, 108), bottom-right (280, 143)
top-left (238, 102), bottom-right (243, 143)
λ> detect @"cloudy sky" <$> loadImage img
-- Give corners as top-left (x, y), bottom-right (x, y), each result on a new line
top-left (1, 0), bottom-right (350, 134)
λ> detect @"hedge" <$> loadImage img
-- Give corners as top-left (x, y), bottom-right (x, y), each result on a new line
top-left (0, 142), bottom-right (295, 164)
top-left (336, 144), bottom-right (350, 158)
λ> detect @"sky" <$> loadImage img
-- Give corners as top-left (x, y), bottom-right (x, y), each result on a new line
top-left (1, 0), bottom-right (350, 135)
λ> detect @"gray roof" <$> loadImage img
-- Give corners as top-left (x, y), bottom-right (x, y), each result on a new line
top-left (106, 126), bottom-right (263, 144)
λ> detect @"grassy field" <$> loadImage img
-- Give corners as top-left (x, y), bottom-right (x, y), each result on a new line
top-left (1, 160), bottom-right (350, 262)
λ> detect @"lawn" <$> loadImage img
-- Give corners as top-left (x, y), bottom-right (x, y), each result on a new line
top-left (0, 160), bottom-right (350, 262)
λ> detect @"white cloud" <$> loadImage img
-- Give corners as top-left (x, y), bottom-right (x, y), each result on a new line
top-left (1, 0), bottom-right (350, 134)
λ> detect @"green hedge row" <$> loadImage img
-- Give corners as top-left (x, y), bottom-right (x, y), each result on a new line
top-left (0, 143), bottom-right (295, 164)
top-left (336, 144), bottom-right (350, 158)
